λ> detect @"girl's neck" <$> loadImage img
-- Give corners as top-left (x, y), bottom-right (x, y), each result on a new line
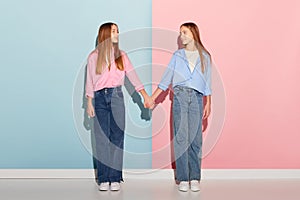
top-left (185, 42), bottom-right (197, 51)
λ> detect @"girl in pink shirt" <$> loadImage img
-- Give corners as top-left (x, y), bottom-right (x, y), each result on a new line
top-left (86, 22), bottom-right (153, 191)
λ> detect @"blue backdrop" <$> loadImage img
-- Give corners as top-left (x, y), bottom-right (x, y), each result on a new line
top-left (0, 0), bottom-right (152, 169)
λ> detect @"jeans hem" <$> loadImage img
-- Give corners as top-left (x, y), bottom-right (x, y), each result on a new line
top-left (190, 178), bottom-right (201, 181)
top-left (98, 178), bottom-right (124, 184)
top-left (109, 177), bottom-right (124, 183)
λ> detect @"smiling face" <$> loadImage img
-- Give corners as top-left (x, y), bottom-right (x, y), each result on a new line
top-left (180, 26), bottom-right (194, 45)
top-left (111, 24), bottom-right (119, 44)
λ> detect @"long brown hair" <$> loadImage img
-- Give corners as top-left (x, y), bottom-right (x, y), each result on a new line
top-left (180, 22), bottom-right (211, 73)
top-left (96, 22), bottom-right (124, 74)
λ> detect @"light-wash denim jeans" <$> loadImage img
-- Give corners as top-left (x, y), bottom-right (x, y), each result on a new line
top-left (94, 86), bottom-right (125, 183)
top-left (172, 86), bottom-right (203, 182)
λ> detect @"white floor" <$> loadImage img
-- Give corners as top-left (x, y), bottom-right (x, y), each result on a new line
top-left (0, 179), bottom-right (300, 200)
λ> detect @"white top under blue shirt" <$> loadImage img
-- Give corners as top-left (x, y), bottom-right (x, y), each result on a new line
top-left (158, 48), bottom-right (212, 96)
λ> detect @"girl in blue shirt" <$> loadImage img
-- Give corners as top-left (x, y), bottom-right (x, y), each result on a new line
top-left (151, 22), bottom-right (212, 192)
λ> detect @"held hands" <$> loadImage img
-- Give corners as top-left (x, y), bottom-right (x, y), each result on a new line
top-left (143, 88), bottom-right (162, 109)
top-left (143, 94), bottom-right (155, 109)
top-left (144, 94), bottom-right (156, 110)
top-left (149, 96), bottom-right (156, 109)
top-left (140, 89), bottom-right (155, 109)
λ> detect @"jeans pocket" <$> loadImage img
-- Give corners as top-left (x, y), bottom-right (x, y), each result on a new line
top-left (195, 91), bottom-right (203, 98)
top-left (116, 91), bottom-right (123, 98)
top-left (173, 86), bottom-right (182, 96)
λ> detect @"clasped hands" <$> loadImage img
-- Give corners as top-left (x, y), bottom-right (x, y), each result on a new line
top-left (143, 94), bottom-right (156, 110)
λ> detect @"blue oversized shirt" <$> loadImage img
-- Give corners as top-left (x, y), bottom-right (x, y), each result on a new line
top-left (158, 49), bottom-right (212, 96)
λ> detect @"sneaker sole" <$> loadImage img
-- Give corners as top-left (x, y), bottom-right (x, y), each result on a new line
top-left (99, 188), bottom-right (109, 191)
top-left (179, 188), bottom-right (189, 192)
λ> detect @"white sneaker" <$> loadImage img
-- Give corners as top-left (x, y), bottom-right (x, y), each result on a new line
top-left (190, 180), bottom-right (200, 192)
top-left (98, 182), bottom-right (109, 191)
top-left (178, 181), bottom-right (189, 192)
top-left (110, 182), bottom-right (121, 191)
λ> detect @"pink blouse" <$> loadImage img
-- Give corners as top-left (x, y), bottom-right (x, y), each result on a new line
top-left (85, 49), bottom-right (144, 98)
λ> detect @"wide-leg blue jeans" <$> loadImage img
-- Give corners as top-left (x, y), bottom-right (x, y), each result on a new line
top-left (94, 86), bottom-right (125, 183)
top-left (172, 86), bottom-right (203, 182)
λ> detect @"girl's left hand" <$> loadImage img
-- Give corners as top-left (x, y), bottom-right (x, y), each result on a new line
top-left (203, 104), bottom-right (211, 119)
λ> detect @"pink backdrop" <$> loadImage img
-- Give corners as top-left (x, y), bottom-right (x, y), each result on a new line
top-left (152, 0), bottom-right (300, 168)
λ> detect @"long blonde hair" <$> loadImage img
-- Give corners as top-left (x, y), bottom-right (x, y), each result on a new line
top-left (96, 22), bottom-right (124, 74)
top-left (180, 22), bottom-right (211, 73)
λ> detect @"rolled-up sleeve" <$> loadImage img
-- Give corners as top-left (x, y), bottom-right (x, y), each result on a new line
top-left (158, 53), bottom-right (176, 91)
top-left (123, 53), bottom-right (144, 92)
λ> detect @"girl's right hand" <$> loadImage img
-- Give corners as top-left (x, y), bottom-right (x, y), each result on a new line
top-left (87, 103), bottom-right (95, 118)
